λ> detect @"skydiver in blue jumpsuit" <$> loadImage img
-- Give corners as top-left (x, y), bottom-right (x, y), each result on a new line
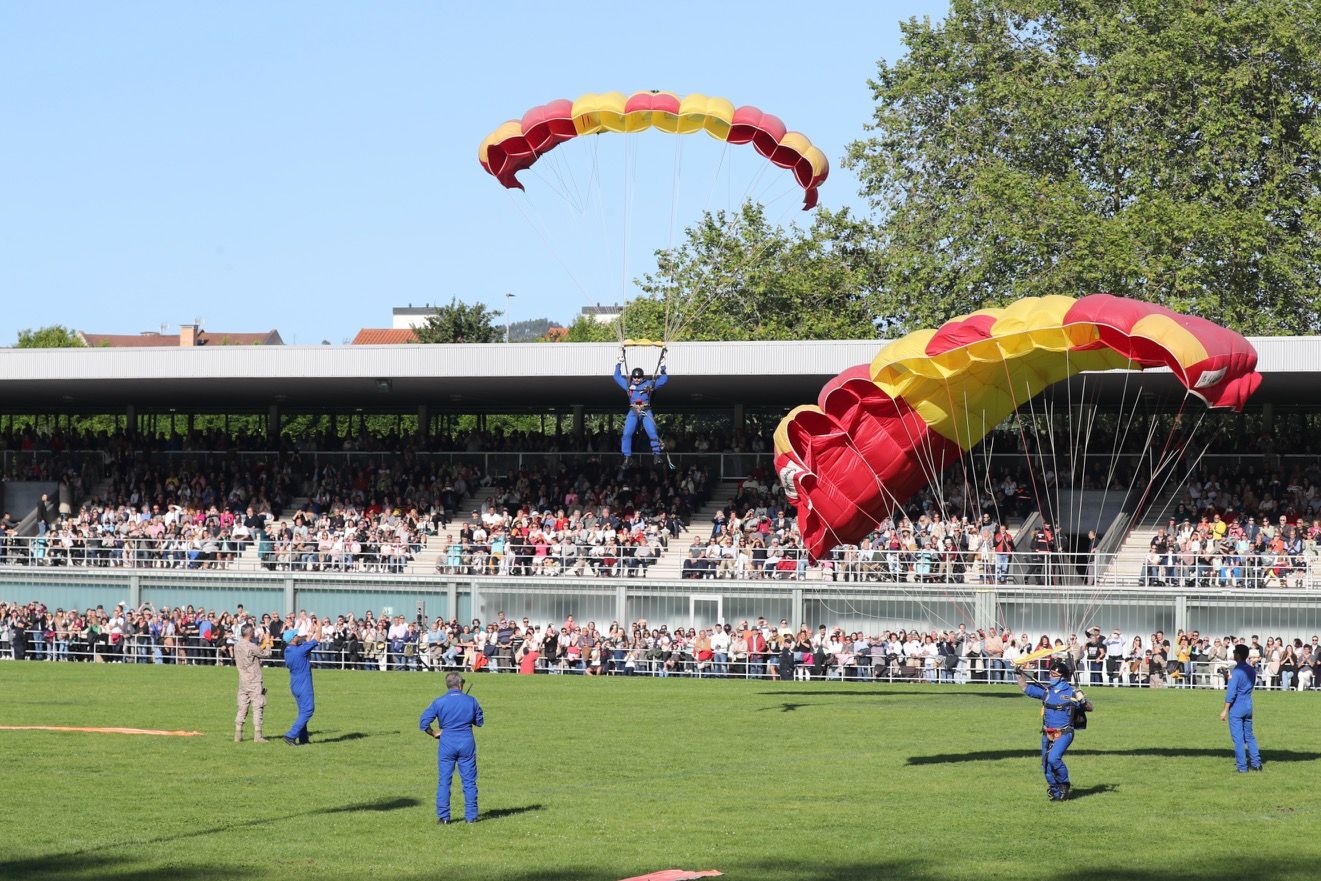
top-left (420, 671), bottom-right (485, 823)
top-left (1219, 643), bottom-right (1263, 772)
top-left (1018, 660), bottom-right (1091, 800)
top-left (282, 630), bottom-right (319, 745)
top-left (614, 355), bottom-right (669, 464)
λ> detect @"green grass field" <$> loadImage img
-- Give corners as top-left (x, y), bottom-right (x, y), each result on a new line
top-left (3, 663), bottom-right (1318, 881)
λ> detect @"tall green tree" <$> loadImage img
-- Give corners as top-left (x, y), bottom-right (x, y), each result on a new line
top-left (847, 0), bottom-right (1321, 334)
top-left (563, 202), bottom-right (882, 343)
top-left (413, 298), bottom-right (505, 343)
top-left (15, 325), bottom-right (84, 348)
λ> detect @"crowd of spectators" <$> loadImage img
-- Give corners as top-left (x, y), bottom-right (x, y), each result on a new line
top-left (4, 598), bottom-right (1318, 692)
top-left (1141, 461), bottom-right (1321, 587)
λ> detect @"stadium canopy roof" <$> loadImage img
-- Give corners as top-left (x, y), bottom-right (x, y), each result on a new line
top-left (0, 337), bottom-right (1316, 413)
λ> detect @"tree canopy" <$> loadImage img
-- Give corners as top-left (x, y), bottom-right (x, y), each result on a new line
top-left (15, 325), bottom-right (84, 348)
top-left (846, 0), bottom-right (1321, 334)
top-left (413, 298), bottom-right (504, 344)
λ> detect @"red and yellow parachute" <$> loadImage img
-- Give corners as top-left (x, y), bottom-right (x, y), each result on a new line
top-left (478, 91), bottom-right (829, 209)
top-left (774, 294), bottom-right (1262, 561)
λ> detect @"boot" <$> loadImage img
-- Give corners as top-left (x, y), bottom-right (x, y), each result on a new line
top-left (235, 726), bottom-right (243, 743)
top-left (253, 710), bottom-right (267, 743)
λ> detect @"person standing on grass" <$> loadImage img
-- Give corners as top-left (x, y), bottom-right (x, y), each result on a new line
top-left (234, 624), bottom-right (268, 743)
top-left (420, 672), bottom-right (484, 824)
top-left (1220, 643), bottom-right (1263, 772)
top-left (282, 629), bottom-right (319, 746)
top-left (1018, 660), bottom-right (1092, 801)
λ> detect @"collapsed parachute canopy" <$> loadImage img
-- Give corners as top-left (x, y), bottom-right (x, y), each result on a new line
top-left (774, 294), bottom-right (1261, 562)
top-left (478, 91), bottom-right (829, 209)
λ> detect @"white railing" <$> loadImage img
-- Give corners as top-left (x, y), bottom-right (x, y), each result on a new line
top-left (3, 634), bottom-right (1316, 692)
top-left (0, 535), bottom-right (1315, 589)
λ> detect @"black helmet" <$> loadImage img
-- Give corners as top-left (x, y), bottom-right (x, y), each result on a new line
top-left (1049, 660), bottom-right (1070, 677)
top-left (630, 367), bottom-right (645, 380)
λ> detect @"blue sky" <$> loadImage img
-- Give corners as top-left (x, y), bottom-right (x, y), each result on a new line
top-left (1, 1), bottom-right (948, 344)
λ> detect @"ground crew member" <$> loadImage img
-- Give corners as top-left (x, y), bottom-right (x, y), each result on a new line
top-left (1018, 660), bottom-right (1091, 801)
top-left (282, 629), bottom-right (319, 746)
top-left (419, 672), bottom-right (484, 824)
top-left (234, 624), bottom-right (268, 743)
top-left (1219, 643), bottom-right (1263, 772)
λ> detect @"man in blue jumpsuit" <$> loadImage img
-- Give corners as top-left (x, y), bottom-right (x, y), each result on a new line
top-left (614, 359), bottom-right (669, 463)
top-left (420, 671), bottom-right (485, 824)
top-left (282, 629), bottom-right (319, 746)
top-left (1018, 660), bottom-right (1090, 801)
top-left (1219, 643), bottom-right (1263, 772)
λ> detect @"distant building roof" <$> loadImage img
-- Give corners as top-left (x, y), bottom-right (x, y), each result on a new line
top-left (78, 328), bottom-right (283, 347)
top-left (542, 326), bottom-right (569, 341)
top-left (352, 328), bottom-right (419, 345)
top-left (392, 306), bottom-right (437, 316)
top-left (580, 305), bottom-right (624, 315)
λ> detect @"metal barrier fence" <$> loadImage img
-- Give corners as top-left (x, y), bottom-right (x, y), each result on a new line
top-left (3, 633), bottom-right (1316, 692)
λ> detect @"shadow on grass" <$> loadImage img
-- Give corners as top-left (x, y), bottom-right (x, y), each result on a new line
top-left (387, 855), bottom-right (1321, 881)
top-left (0, 795), bottom-right (423, 880)
top-left (481, 803), bottom-right (544, 820)
top-left (759, 688), bottom-right (1021, 699)
top-left (907, 748), bottom-right (1321, 765)
top-left (1065, 783), bottom-right (1118, 800)
top-left (6, 849), bottom-right (1312, 881)
top-left (317, 730), bottom-right (387, 743)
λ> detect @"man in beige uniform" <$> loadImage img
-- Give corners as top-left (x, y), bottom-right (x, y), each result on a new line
top-left (235, 624), bottom-right (268, 743)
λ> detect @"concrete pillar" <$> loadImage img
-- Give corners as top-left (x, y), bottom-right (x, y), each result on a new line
top-left (267, 404), bottom-right (281, 442)
top-left (974, 588), bottom-right (997, 633)
top-left (283, 574), bottom-right (295, 618)
top-left (416, 404), bottom-right (430, 439)
top-left (125, 404), bottom-right (137, 436)
top-left (572, 404), bottom-right (585, 442)
top-left (733, 402), bottom-right (745, 432)
top-left (1261, 402), bottom-right (1275, 430)
top-left (616, 582), bottom-right (628, 627)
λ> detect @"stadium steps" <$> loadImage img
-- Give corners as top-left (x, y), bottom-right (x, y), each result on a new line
top-left (1097, 484), bottom-right (1181, 583)
top-left (648, 480), bottom-right (742, 580)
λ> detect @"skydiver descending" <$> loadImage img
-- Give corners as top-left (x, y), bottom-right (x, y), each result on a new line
top-left (614, 350), bottom-right (668, 464)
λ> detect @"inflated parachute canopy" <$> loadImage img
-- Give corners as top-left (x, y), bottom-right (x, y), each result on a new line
top-left (477, 91), bottom-right (829, 209)
top-left (774, 294), bottom-right (1261, 562)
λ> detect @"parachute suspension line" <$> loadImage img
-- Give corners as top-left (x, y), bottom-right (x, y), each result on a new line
top-left (668, 132), bottom-right (684, 255)
top-left (661, 193), bottom-right (800, 343)
top-left (1091, 356), bottom-right (1142, 542)
top-left (507, 193), bottom-right (595, 302)
top-left (811, 437), bottom-right (965, 631)
top-left (701, 139), bottom-right (732, 219)
top-left (996, 352), bottom-right (1049, 545)
top-left (619, 135), bottom-right (636, 310)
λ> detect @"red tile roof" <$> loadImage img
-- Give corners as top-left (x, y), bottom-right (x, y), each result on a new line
top-left (78, 330), bottom-right (283, 347)
top-left (351, 328), bottom-right (419, 345)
